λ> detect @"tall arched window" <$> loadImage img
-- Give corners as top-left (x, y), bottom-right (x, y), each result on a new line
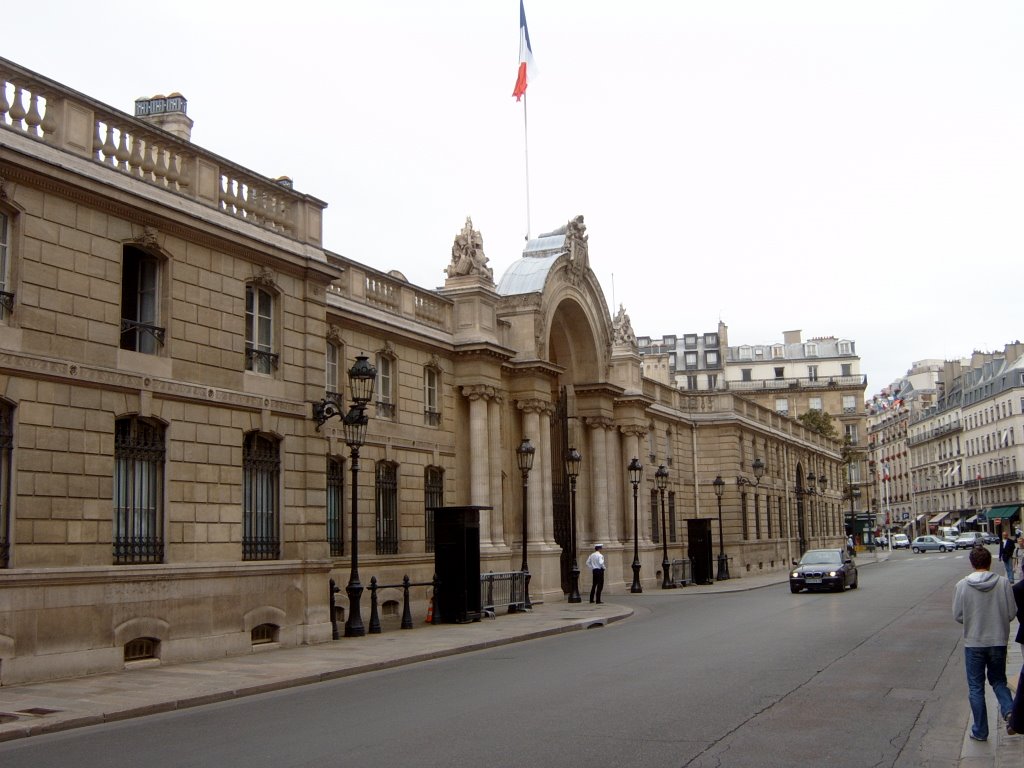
top-left (0, 208), bottom-right (15, 321)
top-left (245, 284), bottom-right (278, 374)
top-left (120, 245), bottom-right (164, 354)
top-left (243, 432), bottom-right (280, 560)
top-left (114, 416), bottom-right (165, 564)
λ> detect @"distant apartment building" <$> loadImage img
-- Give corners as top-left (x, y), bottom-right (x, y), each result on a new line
top-left (872, 346), bottom-right (1023, 537)
top-left (640, 326), bottom-right (869, 541)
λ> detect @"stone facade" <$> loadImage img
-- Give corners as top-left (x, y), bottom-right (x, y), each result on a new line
top-left (0, 58), bottom-right (844, 686)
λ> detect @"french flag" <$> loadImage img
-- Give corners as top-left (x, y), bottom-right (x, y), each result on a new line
top-left (512, 0), bottom-right (536, 101)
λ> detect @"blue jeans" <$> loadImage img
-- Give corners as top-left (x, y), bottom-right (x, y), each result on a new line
top-left (965, 646), bottom-right (1014, 740)
top-left (1002, 558), bottom-right (1015, 582)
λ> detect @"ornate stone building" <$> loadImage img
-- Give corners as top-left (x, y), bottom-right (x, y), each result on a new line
top-left (0, 57), bottom-right (843, 685)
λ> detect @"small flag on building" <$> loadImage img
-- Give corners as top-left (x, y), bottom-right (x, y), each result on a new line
top-left (512, 0), bottom-right (536, 101)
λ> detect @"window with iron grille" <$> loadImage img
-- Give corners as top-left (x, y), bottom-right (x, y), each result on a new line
top-left (741, 491), bottom-right (749, 539)
top-left (124, 637), bottom-right (158, 662)
top-left (251, 623), bottom-right (278, 645)
top-left (376, 353), bottom-right (395, 419)
top-left (327, 456), bottom-right (344, 556)
top-left (245, 284), bottom-right (278, 373)
top-left (668, 491), bottom-right (677, 542)
top-left (650, 489), bottom-right (659, 543)
top-left (243, 432), bottom-right (280, 560)
top-left (754, 492), bottom-right (762, 539)
top-left (0, 403), bottom-right (11, 568)
top-left (113, 416), bottom-right (165, 564)
top-left (326, 341), bottom-right (342, 397)
top-left (376, 461), bottom-right (399, 554)
top-left (120, 246), bottom-right (163, 353)
top-left (424, 466), bottom-right (443, 553)
top-left (0, 210), bottom-right (14, 320)
top-left (424, 366), bottom-right (440, 425)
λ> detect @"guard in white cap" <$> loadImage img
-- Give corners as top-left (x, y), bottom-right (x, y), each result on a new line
top-left (586, 543), bottom-right (605, 603)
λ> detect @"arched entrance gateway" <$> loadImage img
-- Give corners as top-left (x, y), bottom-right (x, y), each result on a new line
top-left (444, 214), bottom-right (845, 602)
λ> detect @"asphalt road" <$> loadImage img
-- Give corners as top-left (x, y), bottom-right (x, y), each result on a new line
top-left (0, 551), bottom-right (978, 768)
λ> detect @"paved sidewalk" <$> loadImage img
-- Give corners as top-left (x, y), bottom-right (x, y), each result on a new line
top-left (0, 549), bottom-right (1019, 768)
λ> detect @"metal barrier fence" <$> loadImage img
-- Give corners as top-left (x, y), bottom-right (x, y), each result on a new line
top-left (480, 571), bottom-right (527, 616)
top-left (671, 558), bottom-right (692, 586)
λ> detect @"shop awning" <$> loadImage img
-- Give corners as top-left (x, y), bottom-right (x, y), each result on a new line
top-left (983, 504), bottom-right (1020, 522)
top-left (929, 511), bottom-right (950, 524)
top-left (965, 514), bottom-right (978, 525)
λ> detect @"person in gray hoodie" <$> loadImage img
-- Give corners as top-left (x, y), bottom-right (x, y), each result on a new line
top-left (952, 546), bottom-right (1016, 741)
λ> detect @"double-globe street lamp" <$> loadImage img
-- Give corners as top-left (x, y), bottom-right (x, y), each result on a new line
top-left (566, 447), bottom-right (583, 603)
top-left (628, 457), bottom-right (643, 593)
top-left (800, 467), bottom-right (826, 553)
top-left (516, 437), bottom-right (535, 610)
top-left (655, 464), bottom-right (674, 589)
top-left (313, 354), bottom-right (377, 638)
top-left (712, 475), bottom-right (728, 580)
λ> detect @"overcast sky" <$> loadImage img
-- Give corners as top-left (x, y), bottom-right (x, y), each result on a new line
top-left (6, 1), bottom-right (1024, 394)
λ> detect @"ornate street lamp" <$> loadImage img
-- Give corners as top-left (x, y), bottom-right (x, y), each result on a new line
top-left (516, 437), bottom-right (535, 610)
top-left (628, 457), bottom-right (643, 593)
top-left (312, 354), bottom-right (377, 638)
top-left (566, 447), bottom-right (582, 603)
top-left (713, 475), bottom-right (728, 580)
top-left (656, 464), bottom-right (674, 589)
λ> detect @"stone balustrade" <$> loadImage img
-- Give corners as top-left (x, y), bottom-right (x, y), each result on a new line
top-left (325, 257), bottom-right (452, 333)
top-left (0, 56), bottom-right (324, 245)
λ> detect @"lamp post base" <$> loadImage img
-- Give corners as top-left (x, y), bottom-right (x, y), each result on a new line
top-left (344, 580), bottom-right (365, 637)
top-left (568, 564), bottom-right (582, 603)
top-left (661, 557), bottom-right (676, 588)
top-left (716, 554), bottom-right (730, 581)
top-left (630, 560), bottom-right (643, 593)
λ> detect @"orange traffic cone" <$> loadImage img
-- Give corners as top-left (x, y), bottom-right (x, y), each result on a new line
top-left (425, 596), bottom-right (434, 624)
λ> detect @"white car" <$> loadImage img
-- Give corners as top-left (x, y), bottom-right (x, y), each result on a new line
top-left (891, 534), bottom-right (910, 549)
top-left (955, 532), bottom-right (984, 549)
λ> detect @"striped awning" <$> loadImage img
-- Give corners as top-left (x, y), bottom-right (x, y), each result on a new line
top-left (928, 511), bottom-right (950, 524)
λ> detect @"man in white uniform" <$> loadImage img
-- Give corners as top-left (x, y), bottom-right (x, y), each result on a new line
top-left (586, 543), bottom-right (605, 604)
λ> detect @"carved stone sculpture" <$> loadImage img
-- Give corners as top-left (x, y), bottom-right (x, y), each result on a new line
top-left (446, 217), bottom-right (493, 280)
top-left (612, 303), bottom-right (637, 347)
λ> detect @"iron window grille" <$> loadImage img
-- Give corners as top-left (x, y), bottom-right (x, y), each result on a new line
top-left (113, 416), bottom-right (165, 564)
top-left (243, 432), bottom-right (280, 560)
top-left (0, 404), bottom-right (11, 568)
top-left (668, 491), bottom-right (677, 542)
top-left (424, 466), bottom-right (443, 553)
top-left (124, 637), bottom-right (158, 662)
top-left (650, 489), bottom-right (659, 543)
top-left (375, 461), bottom-right (399, 554)
top-left (327, 456), bottom-right (345, 556)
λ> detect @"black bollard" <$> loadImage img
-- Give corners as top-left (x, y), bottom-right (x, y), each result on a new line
top-left (368, 576), bottom-right (382, 634)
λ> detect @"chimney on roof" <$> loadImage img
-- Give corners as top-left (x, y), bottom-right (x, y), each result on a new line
top-left (783, 329), bottom-right (802, 345)
top-left (135, 93), bottom-right (193, 141)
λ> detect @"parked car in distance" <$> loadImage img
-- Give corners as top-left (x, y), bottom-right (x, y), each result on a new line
top-left (982, 532), bottom-right (1000, 545)
top-left (912, 535), bottom-right (953, 553)
top-left (955, 532), bottom-right (985, 549)
top-left (789, 548), bottom-right (859, 593)
top-left (891, 534), bottom-right (910, 549)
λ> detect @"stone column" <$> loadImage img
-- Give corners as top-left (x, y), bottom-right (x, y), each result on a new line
top-left (607, 426), bottom-right (623, 544)
top-left (622, 427), bottom-right (646, 545)
top-left (463, 385), bottom-right (494, 544)
top-left (587, 417), bottom-right (611, 544)
top-left (487, 393), bottom-right (504, 547)
top-left (539, 404), bottom-right (555, 545)
top-left (517, 400), bottom-right (545, 545)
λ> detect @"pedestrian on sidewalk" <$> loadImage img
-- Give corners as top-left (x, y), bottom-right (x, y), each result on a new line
top-left (998, 529), bottom-right (1016, 583)
top-left (587, 543), bottom-right (605, 604)
top-left (952, 545), bottom-right (1016, 741)
top-left (1007, 576), bottom-right (1024, 736)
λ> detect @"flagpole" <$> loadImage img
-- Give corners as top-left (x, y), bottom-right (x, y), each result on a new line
top-left (523, 94), bottom-right (531, 240)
